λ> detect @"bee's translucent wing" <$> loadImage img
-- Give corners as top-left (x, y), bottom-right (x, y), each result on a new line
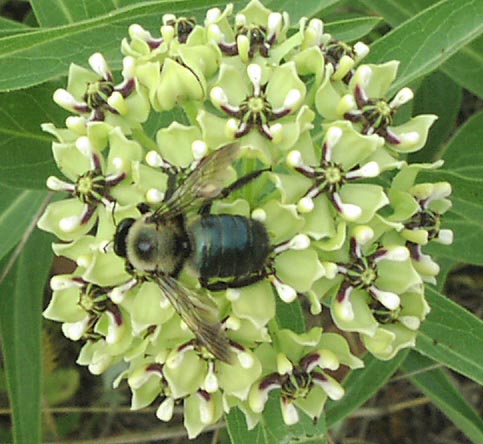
top-left (155, 143), bottom-right (240, 217)
top-left (154, 273), bottom-right (234, 363)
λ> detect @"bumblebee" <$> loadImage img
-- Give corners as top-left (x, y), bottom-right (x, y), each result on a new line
top-left (113, 144), bottom-right (271, 363)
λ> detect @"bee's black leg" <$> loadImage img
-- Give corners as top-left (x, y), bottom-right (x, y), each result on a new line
top-left (136, 203), bottom-right (151, 214)
top-left (199, 168), bottom-right (271, 215)
top-left (200, 271), bottom-right (268, 292)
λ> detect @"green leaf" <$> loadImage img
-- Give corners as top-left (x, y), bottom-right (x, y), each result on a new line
top-left (0, 228), bottom-right (54, 444)
top-left (275, 296), bottom-right (305, 334)
top-left (0, 0), bottom-right (245, 92)
top-left (366, 0), bottom-right (483, 96)
top-left (326, 351), bottom-right (407, 426)
top-left (410, 71), bottom-right (462, 162)
top-left (362, 0), bottom-right (483, 97)
top-left (325, 17), bottom-right (382, 42)
top-left (0, 17), bottom-right (34, 37)
top-left (0, 82), bottom-right (67, 189)
top-left (424, 111), bottom-right (483, 265)
top-left (0, 186), bottom-right (50, 262)
top-left (416, 287), bottom-right (483, 385)
top-left (266, 0), bottom-right (341, 23)
top-left (402, 352), bottom-right (483, 444)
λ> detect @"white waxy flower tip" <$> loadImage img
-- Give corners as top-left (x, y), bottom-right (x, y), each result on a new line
top-left (336, 298), bottom-right (354, 321)
top-left (204, 365), bottom-right (219, 393)
top-left (283, 88), bottom-right (302, 109)
top-left (50, 275), bottom-right (75, 291)
top-left (59, 215), bottom-right (81, 232)
top-left (399, 131), bottom-right (420, 145)
top-left (210, 86), bottom-right (229, 106)
top-left (237, 351), bottom-right (254, 369)
top-left (281, 400), bottom-right (299, 425)
top-left (353, 41), bottom-right (369, 59)
top-left (270, 123), bottom-right (284, 144)
top-left (146, 188), bottom-right (165, 204)
top-left (166, 352), bottom-right (184, 369)
top-left (162, 13), bottom-right (176, 25)
top-left (399, 316), bottom-right (421, 330)
top-left (267, 12), bottom-right (282, 38)
top-left (75, 136), bottom-right (94, 157)
top-left (325, 126), bottom-right (343, 148)
top-left (53, 89), bottom-right (77, 108)
top-left (437, 229), bottom-right (454, 245)
top-left (225, 118), bottom-right (239, 137)
top-left (225, 288), bottom-right (241, 301)
top-left (65, 116), bottom-right (86, 132)
top-left (62, 319), bottom-right (89, 341)
top-left (431, 182), bottom-right (452, 200)
top-left (111, 156), bottom-right (125, 171)
top-left (297, 196), bottom-right (314, 213)
top-left (108, 91), bottom-right (127, 115)
top-left (384, 246), bottom-right (410, 262)
top-left (308, 18), bottom-right (323, 38)
top-left (106, 322), bottom-right (121, 345)
top-left (192, 140), bottom-right (208, 160)
top-left (156, 397), bottom-right (174, 422)
top-left (276, 353), bottom-right (293, 375)
top-left (160, 25), bottom-right (175, 41)
top-left (205, 7), bottom-right (221, 23)
top-left (286, 150), bottom-right (303, 167)
top-left (199, 396), bottom-right (215, 425)
top-left (129, 24), bottom-right (149, 39)
top-left (46, 176), bottom-right (71, 191)
top-left (357, 65), bottom-right (372, 87)
top-left (235, 13), bottom-right (246, 27)
top-left (320, 377), bottom-right (344, 400)
top-left (357, 161), bottom-right (380, 178)
top-left (247, 63), bottom-right (263, 89)
top-left (122, 56), bottom-right (136, 78)
top-left (145, 150), bottom-right (164, 167)
top-left (318, 350), bottom-right (340, 371)
top-left (110, 287), bottom-right (127, 304)
top-left (88, 52), bottom-right (109, 79)
top-left (272, 278), bottom-right (297, 303)
top-left (333, 55), bottom-right (354, 80)
top-left (77, 255), bottom-right (90, 268)
top-left (251, 208), bottom-right (267, 222)
top-left (390, 87), bottom-right (414, 108)
top-left (225, 316), bottom-right (241, 331)
top-left (289, 233), bottom-right (310, 250)
top-left (206, 23), bottom-right (223, 42)
top-left (353, 225), bottom-right (374, 245)
top-left (371, 287), bottom-right (400, 310)
top-left (339, 202), bottom-right (362, 221)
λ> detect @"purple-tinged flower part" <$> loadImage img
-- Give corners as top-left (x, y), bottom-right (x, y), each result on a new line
top-left (203, 61), bottom-right (312, 162)
top-left (125, 361), bottom-right (168, 410)
top-left (286, 123), bottom-right (387, 223)
top-left (316, 62), bottom-right (437, 151)
top-left (293, 17), bottom-right (369, 84)
top-left (327, 226), bottom-right (422, 337)
top-left (184, 390), bottom-right (224, 439)
top-left (53, 53), bottom-right (149, 129)
top-left (362, 289), bottom-right (430, 360)
top-left (205, 0), bottom-right (290, 63)
top-left (248, 328), bottom-right (360, 424)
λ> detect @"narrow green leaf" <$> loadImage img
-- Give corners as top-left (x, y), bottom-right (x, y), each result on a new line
top-left (410, 71), bottom-right (462, 162)
top-left (326, 351), bottom-right (407, 426)
top-left (416, 287), bottom-right (483, 385)
top-left (366, 0), bottom-right (483, 96)
top-left (0, 228), bottom-right (54, 444)
top-left (362, 0), bottom-right (483, 97)
top-left (0, 0), bottom-right (245, 92)
top-left (424, 111), bottom-right (483, 265)
top-left (0, 82), bottom-right (67, 189)
top-left (0, 17), bottom-right (34, 37)
top-left (403, 352), bottom-right (483, 444)
top-left (266, 0), bottom-right (341, 22)
top-left (325, 17), bottom-right (382, 42)
top-left (275, 296), bottom-right (305, 334)
top-left (30, 0), bottom-right (117, 27)
top-left (0, 186), bottom-right (49, 262)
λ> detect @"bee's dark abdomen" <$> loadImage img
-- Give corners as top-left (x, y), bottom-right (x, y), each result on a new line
top-left (190, 215), bottom-right (270, 279)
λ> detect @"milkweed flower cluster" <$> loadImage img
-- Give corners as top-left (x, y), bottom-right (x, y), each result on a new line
top-left (38, 0), bottom-right (452, 438)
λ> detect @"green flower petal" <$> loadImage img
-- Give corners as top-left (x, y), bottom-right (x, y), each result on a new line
top-left (351, 61), bottom-right (399, 99)
top-left (389, 115), bottom-right (437, 152)
top-left (231, 281), bottom-right (275, 328)
top-left (376, 258), bottom-right (422, 294)
top-left (156, 122), bottom-right (200, 168)
top-left (339, 184), bottom-right (389, 223)
top-left (275, 249), bottom-right (324, 292)
top-left (184, 391), bottom-right (223, 439)
top-left (163, 350), bottom-right (206, 398)
top-left (43, 287), bottom-right (85, 323)
top-left (52, 141), bottom-right (92, 181)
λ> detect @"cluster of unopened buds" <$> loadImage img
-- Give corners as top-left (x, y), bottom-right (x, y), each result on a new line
top-left (38, 0), bottom-right (452, 438)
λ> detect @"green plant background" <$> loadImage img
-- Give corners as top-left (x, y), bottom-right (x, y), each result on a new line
top-left (0, 0), bottom-right (482, 443)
